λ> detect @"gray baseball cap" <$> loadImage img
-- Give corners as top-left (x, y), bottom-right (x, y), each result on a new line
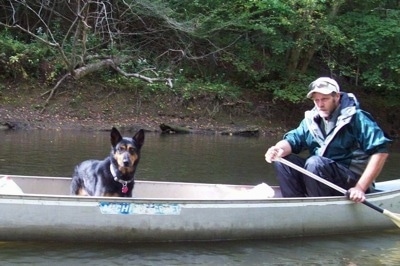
top-left (307, 77), bottom-right (340, 98)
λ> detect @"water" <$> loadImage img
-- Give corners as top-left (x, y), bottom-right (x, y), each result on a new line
top-left (0, 130), bottom-right (276, 185)
top-left (0, 231), bottom-right (399, 265)
top-left (0, 129), bottom-right (399, 265)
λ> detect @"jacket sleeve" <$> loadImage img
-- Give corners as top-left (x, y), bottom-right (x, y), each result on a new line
top-left (283, 119), bottom-right (309, 154)
top-left (354, 110), bottom-right (391, 154)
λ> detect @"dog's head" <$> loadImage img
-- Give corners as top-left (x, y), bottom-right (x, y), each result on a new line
top-left (110, 127), bottom-right (145, 177)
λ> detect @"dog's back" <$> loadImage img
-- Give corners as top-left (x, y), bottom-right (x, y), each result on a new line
top-left (71, 158), bottom-right (111, 196)
top-left (71, 128), bottom-right (144, 197)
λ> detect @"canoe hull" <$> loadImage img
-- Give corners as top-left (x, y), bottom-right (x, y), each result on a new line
top-left (0, 175), bottom-right (399, 242)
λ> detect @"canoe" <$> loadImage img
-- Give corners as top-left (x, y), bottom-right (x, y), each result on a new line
top-left (0, 174), bottom-right (399, 243)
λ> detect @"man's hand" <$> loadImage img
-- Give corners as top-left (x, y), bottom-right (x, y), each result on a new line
top-left (347, 187), bottom-right (366, 203)
top-left (265, 146), bottom-right (284, 163)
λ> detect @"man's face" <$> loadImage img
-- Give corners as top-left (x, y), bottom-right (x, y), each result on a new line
top-left (311, 92), bottom-right (340, 119)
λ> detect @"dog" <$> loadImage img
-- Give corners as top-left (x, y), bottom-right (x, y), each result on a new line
top-left (71, 127), bottom-right (144, 197)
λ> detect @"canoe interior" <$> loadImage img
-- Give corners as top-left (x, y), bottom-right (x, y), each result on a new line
top-left (2, 174), bottom-right (400, 200)
top-left (1, 174), bottom-right (284, 199)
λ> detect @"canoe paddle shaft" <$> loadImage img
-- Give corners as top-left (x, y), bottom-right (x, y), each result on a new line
top-left (277, 157), bottom-right (400, 228)
top-left (278, 157), bottom-right (347, 194)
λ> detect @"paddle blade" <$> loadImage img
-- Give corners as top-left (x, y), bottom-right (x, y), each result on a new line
top-left (383, 209), bottom-right (400, 228)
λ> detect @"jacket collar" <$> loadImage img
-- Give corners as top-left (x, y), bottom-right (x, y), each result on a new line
top-left (304, 92), bottom-right (358, 155)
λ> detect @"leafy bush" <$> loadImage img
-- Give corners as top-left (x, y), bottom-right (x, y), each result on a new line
top-left (0, 30), bottom-right (57, 82)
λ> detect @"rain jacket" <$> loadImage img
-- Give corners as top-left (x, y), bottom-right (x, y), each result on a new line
top-left (283, 92), bottom-right (391, 176)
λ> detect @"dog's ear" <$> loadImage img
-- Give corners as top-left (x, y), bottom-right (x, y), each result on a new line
top-left (110, 127), bottom-right (123, 147)
top-left (133, 129), bottom-right (145, 149)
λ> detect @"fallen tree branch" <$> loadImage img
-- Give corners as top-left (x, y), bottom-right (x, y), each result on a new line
top-left (39, 57), bottom-right (174, 113)
top-left (72, 58), bottom-right (120, 79)
top-left (160, 123), bottom-right (192, 134)
top-left (112, 65), bottom-right (174, 88)
top-left (40, 73), bottom-right (71, 113)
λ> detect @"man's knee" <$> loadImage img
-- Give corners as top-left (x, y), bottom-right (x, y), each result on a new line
top-left (304, 156), bottom-right (327, 172)
top-left (274, 154), bottom-right (305, 176)
top-left (273, 160), bottom-right (285, 173)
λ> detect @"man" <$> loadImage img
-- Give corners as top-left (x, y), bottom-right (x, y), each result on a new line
top-left (264, 77), bottom-right (390, 203)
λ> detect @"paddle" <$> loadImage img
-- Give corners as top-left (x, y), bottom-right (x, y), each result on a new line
top-left (277, 157), bottom-right (400, 228)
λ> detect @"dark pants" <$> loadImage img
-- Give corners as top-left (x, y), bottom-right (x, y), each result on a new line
top-left (274, 154), bottom-right (360, 197)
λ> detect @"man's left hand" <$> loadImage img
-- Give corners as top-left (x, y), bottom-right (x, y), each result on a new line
top-left (347, 187), bottom-right (366, 203)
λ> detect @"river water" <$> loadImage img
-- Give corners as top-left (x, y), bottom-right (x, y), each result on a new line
top-left (0, 129), bottom-right (399, 265)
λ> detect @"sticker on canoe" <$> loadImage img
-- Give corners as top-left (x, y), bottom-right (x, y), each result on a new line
top-left (99, 202), bottom-right (181, 215)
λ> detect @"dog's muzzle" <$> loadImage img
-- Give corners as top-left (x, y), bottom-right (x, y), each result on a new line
top-left (122, 152), bottom-right (133, 167)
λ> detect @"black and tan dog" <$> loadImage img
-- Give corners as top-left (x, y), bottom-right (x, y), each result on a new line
top-left (71, 127), bottom-right (144, 197)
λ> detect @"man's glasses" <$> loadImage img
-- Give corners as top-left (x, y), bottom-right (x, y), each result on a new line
top-left (309, 81), bottom-right (338, 91)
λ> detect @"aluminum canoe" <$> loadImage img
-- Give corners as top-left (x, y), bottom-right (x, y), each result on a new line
top-left (0, 174), bottom-right (399, 242)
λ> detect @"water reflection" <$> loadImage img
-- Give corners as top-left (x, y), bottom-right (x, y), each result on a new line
top-left (0, 230), bottom-right (399, 265)
top-left (0, 130), bottom-right (278, 185)
top-left (0, 129), bottom-right (398, 184)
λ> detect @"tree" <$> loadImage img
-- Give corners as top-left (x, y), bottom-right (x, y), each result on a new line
top-left (0, 0), bottom-right (399, 107)
top-left (0, 0), bottom-right (193, 109)
top-left (332, 1), bottom-right (400, 101)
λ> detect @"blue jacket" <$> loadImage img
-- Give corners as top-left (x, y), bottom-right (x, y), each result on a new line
top-left (284, 92), bottom-right (391, 175)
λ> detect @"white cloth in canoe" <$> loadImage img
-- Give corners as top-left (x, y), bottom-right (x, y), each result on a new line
top-left (218, 183), bottom-right (274, 199)
top-left (0, 176), bottom-right (24, 195)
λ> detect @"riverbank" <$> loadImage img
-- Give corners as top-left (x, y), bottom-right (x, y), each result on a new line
top-left (0, 103), bottom-right (280, 136)
top-left (0, 83), bottom-right (289, 136)
top-left (1, 80), bottom-right (398, 138)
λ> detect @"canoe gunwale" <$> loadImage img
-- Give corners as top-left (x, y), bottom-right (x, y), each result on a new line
top-left (0, 174), bottom-right (399, 204)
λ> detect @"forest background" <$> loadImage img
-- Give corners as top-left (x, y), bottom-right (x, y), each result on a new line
top-left (0, 0), bottom-right (399, 136)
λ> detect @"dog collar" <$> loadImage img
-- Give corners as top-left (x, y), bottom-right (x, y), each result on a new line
top-left (110, 165), bottom-right (133, 194)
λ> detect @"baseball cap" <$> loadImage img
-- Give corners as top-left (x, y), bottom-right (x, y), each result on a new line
top-left (307, 77), bottom-right (340, 98)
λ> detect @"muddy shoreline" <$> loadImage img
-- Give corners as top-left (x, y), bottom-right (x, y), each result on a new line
top-left (1, 82), bottom-right (397, 138)
top-left (0, 105), bottom-right (285, 137)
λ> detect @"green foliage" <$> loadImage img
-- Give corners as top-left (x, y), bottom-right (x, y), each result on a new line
top-left (164, 0), bottom-right (352, 99)
top-left (0, 30), bottom-right (57, 81)
top-left (177, 79), bottom-right (241, 102)
top-left (101, 69), bottom-right (241, 103)
top-left (0, 30), bottom-right (30, 79)
top-left (0, 0), bottom-right (399, 107)
top-left (257, 75), bottom-right (314, 103)
top-left (333, 6), bottom-right (400, 94)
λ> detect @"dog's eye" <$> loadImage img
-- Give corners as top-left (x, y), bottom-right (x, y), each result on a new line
top-left (128, 147), bottom-right (136, 155)
top-left (118, 146), bottom-right (126, 152)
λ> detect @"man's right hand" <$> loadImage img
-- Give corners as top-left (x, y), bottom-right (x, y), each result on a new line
top-left (265, 146), bottom-right (284, 163)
